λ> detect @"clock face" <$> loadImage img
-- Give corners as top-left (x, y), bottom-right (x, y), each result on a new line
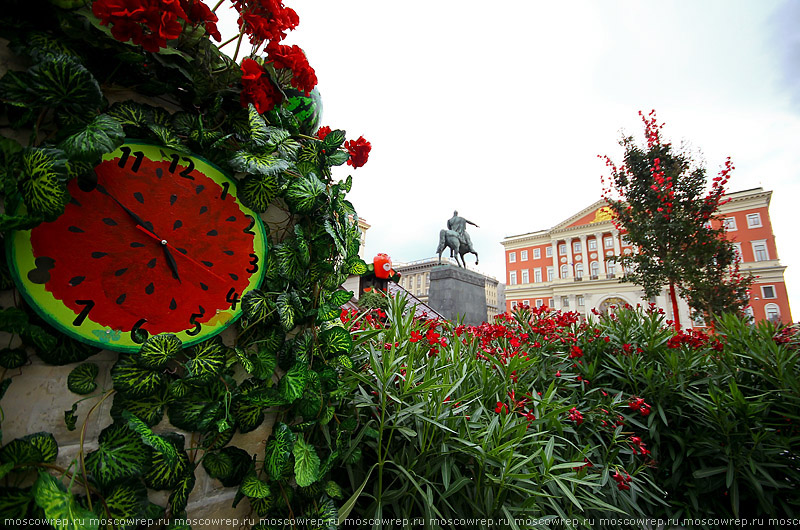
top-left (7, 142), bottom-right (267, 352)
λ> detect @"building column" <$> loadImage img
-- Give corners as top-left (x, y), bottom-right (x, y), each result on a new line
top-left (580, 235), bottom-right (588, 279)
top-left (612, 230), bottom-right (623, 274)
top-left (565, 237), bottom-right (574, 279)
top-left (550, 240), bottom-right (558, 273)
top-left (595, 232), bottom-right (605, 277)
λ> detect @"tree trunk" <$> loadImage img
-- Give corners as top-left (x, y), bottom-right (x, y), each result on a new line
top-left (669, 281), bottom-right (681, 330)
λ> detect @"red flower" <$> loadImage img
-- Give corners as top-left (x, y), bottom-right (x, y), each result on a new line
top-left (568, 407), bottom-right (584, 425)
top-left (344, 136), bottom-right (371, 169)
top-left (495, 402), bottom-right (508, 414)
top-left (265, 42), bottom-right (317, 94)
top-left (240, 58), bottom-right (283, 113)
top-left (409, 331), bottom-right (422, 343)
top-left (316, 126), bottom-right (332, 140)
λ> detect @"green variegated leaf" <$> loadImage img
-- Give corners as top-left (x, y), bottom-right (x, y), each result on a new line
top-left (200, 425), bottom-right (235, 451)
top-left (274, 243), bottom-right (301, 281)
top-left (185, 338), bottom-right (225, 381)
top-left (0, 347), bottom-right (27, 369)
top-left (167, 386), bottom-right (224, 432)
top-left (316, 304), bottom-right (341, 322)
top-left (28, 56), bottom-right (102, 112)
top-left (247, 104), bottom-right (271, 147)
top-left (168, 472), bottom-right (196, 514)
top-left (238, 386), bottom-right (285, 407)
top-left (0, 486), bottom-right (33, 519)
top-left (296, 393), bottom-right (323, 421)
top-left (64, 404), bottom-right (78, 431)
top-left (143, 434), bottom-right (189, 490)
top-left (148, 124), bottom-right (188, 154)
top-left (20, 147), bottom-right (69, 220)
top-left (265, 423), bottom-right (294, 480)
top-left (292, 438), bottom-right (320, 488)
top-left (32, 472), bottom-right (98, 530)
top-left (0, 213), bottom-right (45, 232)
top-left (101, 482), bottom-right (148, 530)
top-left (208, 447), bottom-right (251, 487)
top-left (242, 289), bottom-right (275, 322)
top-left (107, 101), bottom-right (149, 128)
top-left (320, 406), bottom-right (335, 426)
top-left (0, 438), bottom-right (42, 466)
top-left (231, 396), bottom-right (264, 433)
top-left (110, 389), bottom-right (168, 427)
top-left (325, 150), bottom-right (349, 167)
top-left (122, 411), bottom-right (177, 466)
top-left (84, 424), bottom-right (150, 488)
top-left (279, 361), bottom-right (307, 402)
top-left (240, 474), bottom-right (271, 499)
top-left (137, 333), bottom-right (182, 370)
top-left (58, 114), bottom-right (124, 163)
top-left (202, 450), bottom-right (233, 481)
top-left (111, 355), bottom-right (166, 398)
top-left (17, 33), bottom-right (80, 61)
top-left (252, 348), bottom-right (278, 380)
top-left (331, 355), bottom-right (354, 370)
top-left (322, 129), bottom-right (346, 151)
top-left (230, 151), bottom-right (290, 176)
top-left (37, 335), bottom-right (99, 366)
top-left (274, 137), bottom-right (301, 160)
top-left (284, 173), bottom-right (326, 214)
top-left (344, 257), bottom-right (368, 275)
top-left (237, 173), bottom-right (278, 213)
top-left (323, 219), bottom-right (346, 260)
top-left (320, 326), bottom-right (353, 356)
top-left (276, 291), bottom-right (302, 331)
top-left (234, 347), bottom-right (255, 374)
top-left (327, 290), bottom-right (354, 307)
top-left (67, 363), bottom-right (98, 395)
top-left (24, 432), bottom-right (57, 464)
top-left (167, 378), bottom-right (191, 399)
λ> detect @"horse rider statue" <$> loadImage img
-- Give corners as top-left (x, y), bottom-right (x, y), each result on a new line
top-left (437, 210), bottom-right (479, 267)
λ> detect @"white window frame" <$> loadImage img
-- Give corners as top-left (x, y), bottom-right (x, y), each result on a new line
top-left (575, 263), bottom-right (584, 279)
top-left (604, 236), bottom-right (613, 248)
top-left (559, 243), bottom-right (567, 255)
top-left (607, 261), bottom-right (616, 275)
top-left (521, 269), bottom-right (529, 284)
top-left (549, 298), bottom-right (554, 308)
top-left (560, 264), bottom-right (569, 279)
top-left (547, 267), bottom-right (554, 282)
top-left (561, 296), bottom-right (569, 307)
top-left (747, 213), bottom-right (762, 228)
top-left (534, 268), bottom-right (542, 283)
top-left (723, 217), bottom-right (737, 231)
top-left (588, 239), bottom-right (597, 251)
top-left (533, 248), bottom-right (541, 259)
top-left (508, 252), bottom-right (516, 263)
top-left (546, 246), bottom-right (553, 257)
top-left (535, 299), bottom-right (544, 308)
top-left (765, 303), bottom-right (780, 322)
top-left (590, 261), bottom-right (599, 278)
top-left (752, 240), bottom-right (769, 262)
top-left (732, 242), bottom-right (742, 261)
top-left (573, 241), bottom-right (582, 253)
top-left (520, 250), bottom-right (528, 261)
top-left (522, 299), bottom-right (530, 307)
top-left (761, 285), bottom-right (776, 299)
top-left (509, 271), bottom-right (517, 285)
top-left (577, 295), bottom-right (585, 306)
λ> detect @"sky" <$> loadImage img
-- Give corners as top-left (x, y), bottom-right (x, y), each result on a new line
top-left (219, 1), bottom-right (800, 316)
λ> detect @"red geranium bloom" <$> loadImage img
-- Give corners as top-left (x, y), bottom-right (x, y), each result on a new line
top-left (265, 42), bottom-right (317, 94)
top-left (345, 136), bottom-right (371, 169)
top-left (239, 58), bottom-right (283, 113)
top-left (316, 126), bottom-right (332, 140)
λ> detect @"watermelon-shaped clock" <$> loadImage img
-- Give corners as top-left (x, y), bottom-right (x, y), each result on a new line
top-left (6, 142), bottom-right (267, 352)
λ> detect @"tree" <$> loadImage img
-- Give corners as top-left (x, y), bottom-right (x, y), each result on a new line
top-left (600, 110), bottom-right (753, 329)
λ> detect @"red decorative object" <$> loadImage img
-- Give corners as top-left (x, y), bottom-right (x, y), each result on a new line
top-left (373, 253), bottom-right (394, 279)
top-left (345, 136), bottom-right (371, 169)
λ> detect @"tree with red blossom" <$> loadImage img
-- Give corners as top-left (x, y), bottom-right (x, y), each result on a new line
top-left (600, 111), bottom-right (753, 329)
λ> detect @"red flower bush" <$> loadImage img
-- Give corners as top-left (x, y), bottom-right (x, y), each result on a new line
top-left (345, 136), bottom-right (371, 169)
top-left (265, 42), bottom-right (317, 95)
top-left (239, 58), bottom-right (283, 113)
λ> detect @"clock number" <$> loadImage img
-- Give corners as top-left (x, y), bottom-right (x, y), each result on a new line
top-left (73, 300), bottom-right (95, 326)
top-left (131, 318), bottom-right (149, 344)
top-left (220, 182), bottom-right (230, 200)
top-left (246, 253), bottom-right (259, 274)
top-left (167, 155), bottom-right (196, 180)
top-left (117, 147), bottom-right (144, 172)
top-left (243, 215), bottom-right (256, 235)
top-left (226, 288), bottom-right (240, 310)
top-left (186, 306), bottom-right (206, 336)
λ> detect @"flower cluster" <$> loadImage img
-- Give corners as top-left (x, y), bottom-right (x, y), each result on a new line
top-left (628, 397), bottom-right (652, 417)
top-left (568, 407), bottom-right (584, 425)
top-left (344, 136), bottom-right (372, 169)
top-left (612, 470), bottom-right (633, 491)
top-left (240, 58), bottom-right (284, 113)
top-left (264, 41), bottom-right (317, 95)
top-left (233, 0), bottom-right (299, 45)
top-left (92, 0), bottom-right (221, 52)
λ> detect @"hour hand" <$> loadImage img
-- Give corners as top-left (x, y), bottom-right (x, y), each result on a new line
top-left (96, 185), bottom-right (154, 231)
top-left (162, 246), bottom-right (181, 283)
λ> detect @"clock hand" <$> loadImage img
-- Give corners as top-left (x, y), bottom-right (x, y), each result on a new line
top-left (135, 225), bottom-right (227, 283)
top-left (96, 185), bottom-right (155, 232)
top-left (134, 224), bottom-right (182, 283)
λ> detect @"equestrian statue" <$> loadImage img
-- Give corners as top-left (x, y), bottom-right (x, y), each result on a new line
top-left (437, 210), bottom-right (479, 267)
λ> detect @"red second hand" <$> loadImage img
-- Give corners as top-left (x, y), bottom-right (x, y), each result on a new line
top-left (135, 225), bottom-right (228, 282)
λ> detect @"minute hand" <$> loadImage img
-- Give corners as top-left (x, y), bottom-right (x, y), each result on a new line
top-left (96, 185), bottom-right (154, 231)
top-left (135, 225), bottom-right (227, 282)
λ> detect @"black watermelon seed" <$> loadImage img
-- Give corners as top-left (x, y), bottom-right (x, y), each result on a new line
top-left (229, 273), bottom-right (239, 281)
top-left (68, 226), bottom-right (84, 233)
top-left (201, 261), bottom-right (213, 267)
top-left (155, 168), bottom-right (163, 178)
top-left (69, 197), bottom-right (81, 207)
top-left (131, 242), bottom-right (145, 248)
top-left (116, 294), bottom-right (126, 304)
top-left (196, 185), bottom-right (205, 194)
top-left (200, 283), bottom-right (208, 291)
top-left (102, 218), bottom-right (118, 226)
top-left (147, 258), bottom-right (157, 268)
top-left (114, 268), bottom-right (128, 277)
top-left (69, 276), bottom-right (85, 286)
top-left (169, 298), bottom-right (177, 310)
top-left (226, 216), bottom-right (236, 222)
top-left (145, 282), bottom-right (154, 294)
top-left (133, 192), bottom-right (144, 204)
top-left (199, 206), bottom-right (208, 214)
top-left (207, 230), bottom-right (218, 236)
top-left (91, 252), bottom-right (108, 258)
top-left (173, 220), bottom-right (182, 229)
top-left (170, 194), bottom-right (177, 205)
top-left (177, 248), bottom-right (187, 254)
top-left (223, 250), bottom-right (234, 255)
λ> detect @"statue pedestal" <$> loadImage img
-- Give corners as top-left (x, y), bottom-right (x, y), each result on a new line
top-left (428, 265), bottom-right (487, 326)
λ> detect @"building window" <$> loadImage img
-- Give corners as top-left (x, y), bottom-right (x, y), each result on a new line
top-left (752, 241), bottom-right (769, 262)
top-left (604, 236), bottom-right (613, 249)
top-left (549, 298), bottom-right (554, 308)
top-left (559, 243), bottom-right (566, 255)
top-left (588, 239), bottom-right (597, 251)
top-left (561, 296), bottom-right (569, 307)
top-left (521, 269), bottom-right (529, 284)
top-left (511, 300), bottom-right (518, 309)
top-left (521, 250), bottom-right (528, 261)
top-left (533, 248), bottom-right (541, 259)
top-left (509, 271), bottom-right (517, 285)
top-left (536, 299), bottom-right (543, 308)
top-left (573, 241), bottom-right (582, 253)
top-left (590, 261), bottom-right (599, 278)
top-left (744, 307), bottom-right (754, 322)
top-left (732, 242), bottom-right (742, 261)
top-left (723, 217), bottom-right (737, 231)
top-left (620, 234), bottom-right (630, 246)
top-left (534, 268), bottom-right (542, 283)
top-left (761, 285), bottom-right (776, 299)
top-left (522, 299), bottom-right (530, 307)
top-left (607, 262), bottom-right (616, 275)
top-left (546, 246), bottom-right (553, 257)
top-left (577, 295), bottom-right (585, 306)
top-left (547, 267), bottom-right (554, 282)
top-left (747, 213), bottom-right (762, 228)
top-left (560, 264), bottom-right (569, 279)
top-left (509, 252), bottom-right (516, 263)
top-left (575, 263), bottom-right (584, 279)
top-left (765, 303), bottom-right (780, 322)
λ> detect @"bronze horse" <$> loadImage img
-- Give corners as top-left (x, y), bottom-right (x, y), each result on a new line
top-left (436, 229), bottom-right (479, 268)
